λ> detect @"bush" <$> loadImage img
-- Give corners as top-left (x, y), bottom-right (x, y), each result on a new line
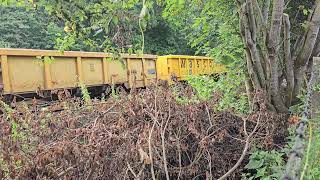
top-left (187, 72), bottom-right (249, 115)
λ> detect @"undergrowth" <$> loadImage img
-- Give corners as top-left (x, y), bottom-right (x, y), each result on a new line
top-left (184, 72), bottom-right (320, 179)
top-left (0, 85), bottom-right (286, 179)
top-left (299, 116), bottom-right (320, 179)
top-left (187, 72), bottom-right (249, 115)
top-left (240, 84), bottom-right (320, 180)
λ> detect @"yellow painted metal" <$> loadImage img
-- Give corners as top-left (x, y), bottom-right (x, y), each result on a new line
top-left (0, 48), bottom-right (225, 95)
top-left (128, 58), bottom-right (144, 88)
top-left (1, 55), bottom-right (11, 93)
top-left (81, 57), bottom-right (104, 85)
top-left (76, 57), bottom-right (83, 82)
top-left (7, 56), bottom-right (45, 93)
top-left (0, 48), bottom-right (157, 94)
top-left (142, 58), bottom-right (147, 86)
top-left (0, 48), bottom-right (157, 59)
top-left (126, 58), bottom-right (132, 88)
top-left (156, 55), bottom-right (227, 84)
top-left (145, 58), bottom-right (157, 84)
top-left (102, 59), bottom-right (109, 84)
top-left (44, 58), bottom-right (53, 89)
top-left (108, 60), bottom-right (127, 84)
top-left (156, 56), bottom-right (169, 82)
top-left (50, 57), bottom-right (77, 89)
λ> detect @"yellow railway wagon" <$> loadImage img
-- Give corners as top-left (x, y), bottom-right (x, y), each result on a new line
top-left (0, 48), bottom-right (157, 95)
top-left (156, 55), bottom-right (227, 83)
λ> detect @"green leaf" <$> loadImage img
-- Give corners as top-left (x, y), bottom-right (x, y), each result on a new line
top-left (103, 57), bottom-right (112, 61)
top-left (245, 159), bottom-right (264, 169)
top-left (128, 48), bottom-right (133, 54)
top-left (44, 56), bottom-right (54, 64)
top-left (139, 5), bottom-right (148, 19)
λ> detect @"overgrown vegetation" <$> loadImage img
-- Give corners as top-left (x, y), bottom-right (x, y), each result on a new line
top-left (0, 0), bottom-right (319, 179)
top-left (299, 117), bottom-right (320, 179)
top-left (187, 73), bottom-right (249, 115)
top-left (0, 85), bottom-right (288, 179)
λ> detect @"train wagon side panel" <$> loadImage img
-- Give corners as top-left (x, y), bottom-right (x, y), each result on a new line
top-left (127, 58), bottom-right (144, 88)
top-left (107, 60), bottom-right (127, 85)
top-left (168, 58), bottom-right (180, 80)
top-left (204, 59), bottom-right (210, 74)
top-left (180, 58), bottom-right (188, 78)
top-left (0, 48), bottom-right (158, 95)
top-left (6, 56), bottom-right (45, 93)
top-left (81, 57), bottom-right (104, 86)
top-left (126, 58), bottom-right (157, 88)
top-left (156, 56), bottom-right (169, 82)
top-left (144, 58), bottom-right (157, 85)
top-left (50, 57), bottom-right (78, 89)
top-left (157, 55), bottom-right (227, 84)
top-left (195, 58), bottom-right (203, 75)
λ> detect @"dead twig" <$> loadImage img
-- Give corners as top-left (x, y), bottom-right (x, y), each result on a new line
top-left (148, 90), bottom-right (158, 180)
top-left (218, 113), bottom-right (261, 180)
top-left (161, 102), bottom-right (171, 180)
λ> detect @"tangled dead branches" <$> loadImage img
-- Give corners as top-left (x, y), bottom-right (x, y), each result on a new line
top-left (0, 85), bottom-right (288, 179)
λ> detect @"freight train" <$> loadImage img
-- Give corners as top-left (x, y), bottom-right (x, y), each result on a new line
top-left (0, 48), bottom-right (227, 100)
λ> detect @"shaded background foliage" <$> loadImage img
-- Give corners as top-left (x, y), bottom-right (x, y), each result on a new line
top-left (0, 6), bottom-right (62, 49)
top-left (0, 0), bottom-right (196, 55)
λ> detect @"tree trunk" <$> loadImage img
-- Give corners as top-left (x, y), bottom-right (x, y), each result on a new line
top-left (238, 0), bottom-right (320, 113)
top-left (311, 57), bottom-right (320, 119)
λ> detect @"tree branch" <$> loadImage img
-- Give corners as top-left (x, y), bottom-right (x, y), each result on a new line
top-left (293, 1), bottom-right (320, 98)
top-left (262, 0), bottom-right (271, 24)
top-left (239, 3), bottom-right (263, 89)
top-left (283, 13), bottom-right (294, 107)
top-left (267, 0), bottom-right (288, 113)
top-left (295, 1), bottom-right (320, 68)
top-left (245, 0), bottom-right (267, 89)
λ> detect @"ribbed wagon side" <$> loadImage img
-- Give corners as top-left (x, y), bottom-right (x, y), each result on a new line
top-left (0, 48), bottom-right (157, 97)
top-left (156, 55), bottom-right (227, 84)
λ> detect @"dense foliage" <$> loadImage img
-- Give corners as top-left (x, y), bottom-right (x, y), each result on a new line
top-left (0, 1), bottom-right (195, 54)
top-left (0, 6), bottom-right (62, 49)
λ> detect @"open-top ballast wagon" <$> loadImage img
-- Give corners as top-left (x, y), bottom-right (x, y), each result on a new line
top-left (0, 48), bottom-right (226, 99)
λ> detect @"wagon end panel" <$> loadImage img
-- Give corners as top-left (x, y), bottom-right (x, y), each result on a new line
top-left (156, 56), bottom-right (171, 83)
top-left (127, 58), bottom-right (145, 88)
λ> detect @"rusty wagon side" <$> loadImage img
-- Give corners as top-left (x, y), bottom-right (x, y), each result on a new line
top-left (0, 48), bottom-right (157, 96)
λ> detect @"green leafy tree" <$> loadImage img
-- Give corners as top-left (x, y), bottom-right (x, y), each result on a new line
top-left (0, 6), bottom-right (62, 49)
top-left (142, 3), bottom-right (196, 55)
